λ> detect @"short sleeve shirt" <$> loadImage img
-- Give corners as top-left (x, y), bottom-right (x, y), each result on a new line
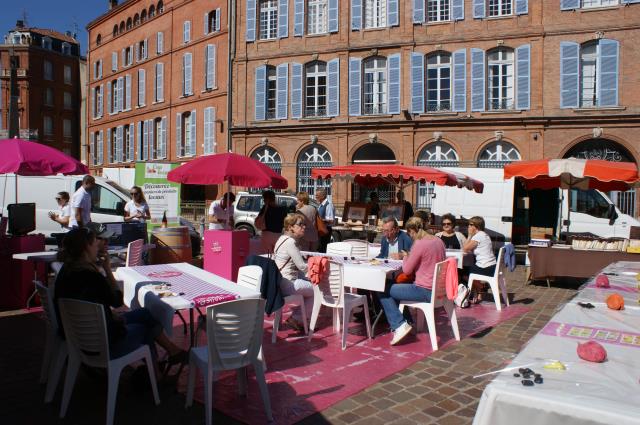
top-left (209, 200), bottom-right (234, 230)
top-left (125, 200), bottom-right (150, 223)
top-left (70, 187), bottom-right (92, 227)
top-left (471, 231), bottom-right (497, 268)
top-left (58, 204), bottom-right (72, 231)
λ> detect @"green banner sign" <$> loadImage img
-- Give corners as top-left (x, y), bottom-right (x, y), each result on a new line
top-left (134, 162), bottom-right (181, 229)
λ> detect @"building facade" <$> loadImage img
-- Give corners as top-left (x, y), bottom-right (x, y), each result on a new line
top-left (232, 0), bottom-right (640, 214)
top-left (0, 21), bottom-right (84, 158)
top-left (86, 0), bottom-right (227, 179)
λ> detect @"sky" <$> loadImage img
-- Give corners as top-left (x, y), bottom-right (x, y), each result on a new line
top-left (0, 0), bottom-right (110, 55)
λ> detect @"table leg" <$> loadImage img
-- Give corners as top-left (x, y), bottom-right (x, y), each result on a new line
top-left (371, 310), bottom-right (385, 338)
top-left (189, 308), bottom-right (195, 347)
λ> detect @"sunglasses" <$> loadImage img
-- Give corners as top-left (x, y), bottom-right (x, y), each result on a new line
top-left (294, 222), bottom-right (306, 227)
top-left (55, 197), bottom-right (62, 201)
top-left (442, 222), bottom-right (453, 226)
top-left (130, 192), bottom-right (140, 195)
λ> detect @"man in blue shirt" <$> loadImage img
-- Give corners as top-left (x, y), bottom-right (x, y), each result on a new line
top-left (377, 216), bottom-right (413, 259)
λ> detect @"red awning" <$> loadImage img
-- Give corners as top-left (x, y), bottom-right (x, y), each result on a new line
top-left (311, 164), bottom-right (484, 193)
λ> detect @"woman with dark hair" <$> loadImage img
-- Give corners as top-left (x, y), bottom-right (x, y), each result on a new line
top-left (124, 186), bottom-right (151, 223)
top-left (435, 213), bottom-right (467, 249)
top-left (463, 216), bottom-right (497, 303)
top-left (49, 191), bottom-right (71, 231)
top-left (54, 228), bottom-right (186, 373)
top-left (255, 190), bottom-right (287, 254)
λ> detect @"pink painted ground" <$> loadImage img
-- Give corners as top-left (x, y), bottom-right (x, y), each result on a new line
top-left (177, 303), bottom-right (529, 424)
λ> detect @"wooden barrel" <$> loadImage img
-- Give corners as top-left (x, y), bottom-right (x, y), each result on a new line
top-left (149, 226), bottom-right (192, 264)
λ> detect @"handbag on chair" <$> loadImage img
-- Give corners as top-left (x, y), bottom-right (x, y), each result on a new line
top-left (316, 212), bottom-right (329, 237)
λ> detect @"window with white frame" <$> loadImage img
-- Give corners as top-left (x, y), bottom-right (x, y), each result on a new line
top-left (487, 48), bottom-right (514, 110)
top-left (64, 65), bottom-right (72, 84)
top-left (305, 61), bottom-right (327, 117)
top-left (426, 52), bottom-right (451, 112)
top-left (478, 141), bottom-right (521, 168)
top-left (266, 66), bottom-right (277, 119)
top-left (124, 46), bottom-right (133, 66)
top-left (251, 146), bottom-right (282, 174)
top-left (427, 0), bottom-right (450, 22)
top-left (96, 131), bottom-right (103, 164)
top-left (155, 62), bottom-right (164, 101)
top-left (64, 92), bottom-right (72, 109)
top-left (42, 37), bottom-right (52, 50)
top-left (182, 53), bottom-right (193, 95)
top-left (156, 32), bottom-right (163, 54)
top-left (110, 79), bottom-right (119, 113)
top-left (154, 118), bottom-right (163, 159)
top-left (488, 0), bottom-right (512, 17)
top-left (363, 57), bottom-right (387, 115)
top-left (138, 69), bottom-right (146, 106)
top-left (365, 0), bottom-right (387, 29)
top-left (110, 128), bottom-right (118, 163)
top-left (580, 42), bottom-right (597, 108)
top-left (62, 42), bottom-right (71, 55)
top-left (308, 0), bottom-right (328, 34)
top-left (296, 145), bottom-right (332, 195)
top-left (112, 52), bottom-right (117, 71)
top-left (124, 124), bottom-right (133, 161)
top-left (93, 60), bottom-right (102, 80)
top-left (259, 0), bottom-right (278, 40)
top-left (178, 112), bottom-right (192, 157)
top-left (44, 116), bottom-right (53, 136)
top-left (44, 88), bottom-right (54, 106)
top-left (582, 0), bottom-right (618, 8)
top-left (94, 85), bottom-right (104, 118)
top-left (44, 60), bottom-right (53, 80)
top-left (205, 9), bottom-right (221, 33)
top-left (63, 119), bottom-right (72, 139)
top-left (138, 40), bottom-right (148, 61)
top-left (183, 21), bottom-right (191, 43)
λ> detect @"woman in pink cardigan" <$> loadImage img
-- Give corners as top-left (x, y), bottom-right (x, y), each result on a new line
top-left (379, 217), bottom-right (446, 346)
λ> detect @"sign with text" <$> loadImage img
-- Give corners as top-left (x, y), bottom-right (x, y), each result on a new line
top-left (135, 162), bottom-right (181, 227)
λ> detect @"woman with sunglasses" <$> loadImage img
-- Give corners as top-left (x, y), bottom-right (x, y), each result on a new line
top-left (124, 186), bottom-right (151, 223)
top-left (273, 213), bottom-right (315, 332)
top-left (435, 213), bottom-right (467, 249)
top-left (48, 191), bottom-right (71, 231)
top-left (463, 216), bottom-right (497, 303)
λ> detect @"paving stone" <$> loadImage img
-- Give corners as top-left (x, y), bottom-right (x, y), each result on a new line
top-left (371, 398), bottom-right (396, 410)
top-left (387, 391), bottom-right (417, 403)
top-left (423, 405), bottom-right (448, 418)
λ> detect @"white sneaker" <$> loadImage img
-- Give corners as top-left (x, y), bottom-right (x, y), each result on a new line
top-left (390, 322), bottom-right (412, 346)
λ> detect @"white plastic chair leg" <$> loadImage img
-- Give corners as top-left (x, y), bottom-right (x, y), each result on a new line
top-left (59, 354), bottom-right (81, 418)
top-left (499, 276), bottom-right (510, 307)
top-left (363, 299), bottom-right (372, 340)
top-left (204, 368), bottom-right (214, 425)
top-left (341, 303), bottom-right (351, 350)
top-left (271, 308), bottom-right (282, 343)
top-left (308, 292), bottom-right (323, 341)
top-left (40, 333), bottom-right (53, 383)
top-left (332, 308), bottom-right (341, 333)
top-left (425, 307), bottom-right (438, 351)
top-left (253, 361), bottom-right (273, 421)
top-left (106, 363), bottom-right (124, 425)
top-left (143, 350), bottom-right (160, 405)
top-left (444, 301), bottom-right (461, 341)
top-left (44, 342), bottom-right (67, 403)
top-left (489, 279), bottom-right (502, 311)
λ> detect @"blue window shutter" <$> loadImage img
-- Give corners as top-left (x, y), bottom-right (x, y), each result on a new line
top-left (189, 111), bottom-right (197, 156)
top-left (175, 114), bottom-right (182, 155)
top-left (410, 53), bottom-right (425, 114)
top-left (291, 63), bottom-right (303, 119)
top-left (413, 0), bottom-right (425, 24)
top-left (352, 0), bottom-right (362, 30)
top-left (471, 48), bottom-right (485, 112)
top-left (349, 57), bottom-right (362, 116)
top-left (106, 80), bottom-right (111, 113)
top-left (560, 41), bottom-right (579, 108)
top-left (106, 128), bottom-right (112, 163)
top-left (452, 0), bottom-right (464, 21)
top-left (215, 9), bottom-right (221, 31)
top-left (125, 74), bottom-right (131, 110)
top-left (388, 0), bottom-right (399, 27)
top-left (560, 0), bottom-right (580, 10)
top-left (452, 49), bottom-right (467, 112)
top-left (136, 122), bottom-right (142, 161)
top-left (276, 63), bottom-right (289, 119)
top-left (515, 0), bottom-right (528, 15)
top-left (160, 117), bottom-right (167, 159)
top-left (598, 39), bottom-right (619, 107)
top-left (246, 0), bottom-right (256, 41)
top-left (278, 0), bottom-right (289, 38)
top-left (388, 54), bottom-right (401, 114)
top-left (255, 65), bottom-right (267, 120)
top-left (327, 58), bottom-right (340, 117)
top-left (328, 0), bottom-right (339, 33)
top-left (473, 0), bottom-right (485, 18)
top-left (294, 0), bottom-right (304, 36)
top-left (516, 44), bottom-right (531, 110)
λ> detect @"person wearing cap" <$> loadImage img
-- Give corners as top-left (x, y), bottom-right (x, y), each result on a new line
top-left (87, 222), bottom-right (116, 276)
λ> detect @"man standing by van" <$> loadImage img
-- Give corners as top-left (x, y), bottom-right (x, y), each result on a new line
top-left (70, 175), bottom-right (95, 228)
top-left (315, 188), bottom-right (334, 253)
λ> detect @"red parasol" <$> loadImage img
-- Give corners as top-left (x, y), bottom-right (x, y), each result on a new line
top-left (0, 138), bottom-right (89, 176)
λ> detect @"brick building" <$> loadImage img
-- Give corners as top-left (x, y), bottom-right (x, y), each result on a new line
top-left (86, 0), bottom-right (227, 191)
top-left (232, 0), bottom-right (640, 215)
top-left (0, 21), bottom-right (84, 158)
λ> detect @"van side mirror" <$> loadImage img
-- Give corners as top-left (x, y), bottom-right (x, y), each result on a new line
top-left (116, 201), bottom-right (125, 216)
top-left (607, 204), bottom-right (618, 225)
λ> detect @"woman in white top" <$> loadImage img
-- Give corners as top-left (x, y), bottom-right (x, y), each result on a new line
top-left (124, 186), bottom-right (151, 223)
top-left (463, 216), bottom-right (497, 303)
top-left (273, 213), bottom-right (314, 332)
top-left (49, 191), bottom-right (72, 231)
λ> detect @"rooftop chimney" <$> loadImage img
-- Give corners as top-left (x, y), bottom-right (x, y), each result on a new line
top-left (109, 0), bottom-right (118, 10)
top-left (15, 20), bottom-right (24, 29)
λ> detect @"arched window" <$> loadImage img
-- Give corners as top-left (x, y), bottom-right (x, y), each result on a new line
top-left (157, 1), bottom-right (164, 13)
top-left (352, 143), bottom-right (396, 202)
top-left (113, 25), bottom-right (118, 37)
top-left (96, 34), bottom-right (102, 45)
top-left (126, 18), bottom-right (132, 30)
top-left (119, 21), bottom-right (125, 34)
top-left (134, 13), bottom-right (140, 26)
top-left (251, 146), bottom-right (282, 174)
top-left (308, 0), bottom-right (328, 34)
top-left (363, 56), bottom-right (387, 115)
top-left (297, 145), bottom-right (333, 195)
top-left (426, 52), bottom-right (451, 112)
top-left (487, 48), bottom-right (515, 110)
top-left (416, 141), bottom-right (459, 208)
top-left (478, 141), bottom-right (521, 168)
top-left (61, 42), bottom-right (71, 55)
top-left (149, 5), bottom-right (156, 17)
top-left (141, 9), bottom-right (147, 23)
top-left (305, 61), bottom-right (327, 117)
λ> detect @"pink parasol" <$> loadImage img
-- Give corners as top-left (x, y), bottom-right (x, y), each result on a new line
top-left (0, 138), bottom-right (89, 176)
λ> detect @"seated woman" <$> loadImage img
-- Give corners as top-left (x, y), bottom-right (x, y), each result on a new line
top-left (53, 227), bottom-right (186, 375)
top-left (462, 216), bottom-right (497, 303)
top-left (378, 217), bottom-right (446, 346)
top-left (273, 213), bottom-right (315, 331)
top-left (435, 213), bottom-right (467, 249)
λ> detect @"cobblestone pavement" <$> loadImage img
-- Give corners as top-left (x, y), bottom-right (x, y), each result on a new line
top-left (0, 266), bottom-right (580, 425)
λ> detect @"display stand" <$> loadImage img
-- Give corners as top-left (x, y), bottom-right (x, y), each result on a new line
top-left (203, 230), bottom-right (249, 282)
top-left (0, 234), bottom-right (46, 309)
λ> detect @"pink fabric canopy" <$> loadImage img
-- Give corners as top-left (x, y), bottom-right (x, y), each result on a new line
top-left (0, 138), bottom-right (89, 176)
top-left (167, 153), bottom-right (288, 189)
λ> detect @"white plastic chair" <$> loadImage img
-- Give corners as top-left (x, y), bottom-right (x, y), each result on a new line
top-left (308, 261), bottom-right (372, 350)
top-left (467, 246), bottom-right (510, 311)
top-left (326, 242), bottom-right (353, 257)
top-left (35, 281), bottom-right (68, 403)
top-left (398, 260), bottom-right (461, 351)
top-left (125, 238), bottom-right (145, 267)
top-left (237, 265), bottom-right (308, 343)
top-left (58, 299), bottom-right (160, 425)
top-left (342, 239), bottom-right (369, 258)
top-left (185, 298), bottom-right (273, 425)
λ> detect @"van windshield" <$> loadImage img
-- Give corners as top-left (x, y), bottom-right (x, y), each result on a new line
top-left (570, 189), bottom-right (609, 219)
top-left (106, 180), bottom-right (132, 200)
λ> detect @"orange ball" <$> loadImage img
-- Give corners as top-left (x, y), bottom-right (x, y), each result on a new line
top-left (606, 293), bottom-right (625, 310)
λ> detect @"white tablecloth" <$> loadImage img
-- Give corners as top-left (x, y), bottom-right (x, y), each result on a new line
top-left (473, 261), bottom-right (640, 425)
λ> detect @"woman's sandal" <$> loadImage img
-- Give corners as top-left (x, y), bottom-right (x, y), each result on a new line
top-left (162, 349), bottom-right (188, 378)
top-left (284, 317), bottom-right (305, 333)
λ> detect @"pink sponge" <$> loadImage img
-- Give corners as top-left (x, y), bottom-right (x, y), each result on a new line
top-left (595, 274), bottom-right (610, 288)
top-left (577, 341), bottom-right (607, 363)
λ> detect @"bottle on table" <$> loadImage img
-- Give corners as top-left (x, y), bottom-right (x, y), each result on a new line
top-left (161, 211), bottom-right (168, 228)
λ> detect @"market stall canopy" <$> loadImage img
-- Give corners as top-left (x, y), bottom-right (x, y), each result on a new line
top-left (167, 152), bottom-right (288, 189)
top-left (503, 158), bottom-right (640, 192)
top-left (311, 164), bottom-right (484, 193)
top-left (0, 138), bottom-right (89, 176)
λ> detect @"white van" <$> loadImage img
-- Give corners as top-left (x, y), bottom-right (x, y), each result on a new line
top-left (430, 168), bottom-right (639, 242)
top-left (0, 174), bottom-right (132, 236)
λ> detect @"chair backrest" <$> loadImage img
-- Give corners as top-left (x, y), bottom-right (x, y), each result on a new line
top-left (35, 281), bottom-right (59, 333)
top-left (206, 298), bottom-right (266, 370)
top-left (317, 260), bottom-right (344, 307)
top-left (326, 242), bottom-right (353, 257)
top-left (57, 298), bottom-right (110, 368)
top-left (495, 246), bottom-right (506, 277)
top-left (51, 261), bottom-right (63, 275)
top-left (126, 238), bottom-right (145, 267)
top-left (431, 260), bottom-right (449, 305)
top-left (237, 265), bottom-right (263, 291)
top-left (342, 239), bottom-right (369, 258)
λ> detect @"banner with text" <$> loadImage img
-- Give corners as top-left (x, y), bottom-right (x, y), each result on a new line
top-left (134, 162), bottom-right (181, 227)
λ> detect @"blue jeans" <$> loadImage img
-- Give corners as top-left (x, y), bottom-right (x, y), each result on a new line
top-left (110, 308), bottom-right (162, 360)
top-left (379, 283), bottom-right (432, 331)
